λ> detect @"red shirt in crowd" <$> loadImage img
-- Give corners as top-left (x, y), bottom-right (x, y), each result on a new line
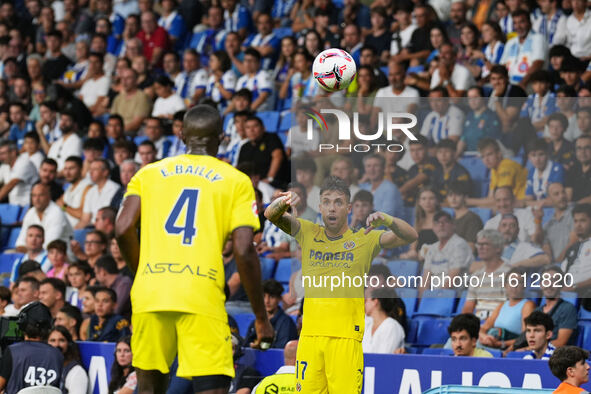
top-left (137, 26), bottom-right (170, 65)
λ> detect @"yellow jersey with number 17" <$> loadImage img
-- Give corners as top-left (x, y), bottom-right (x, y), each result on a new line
top-left (124, 154), bottom-right (260, 321)
top-left (294, 218), bottom-right (384, 341)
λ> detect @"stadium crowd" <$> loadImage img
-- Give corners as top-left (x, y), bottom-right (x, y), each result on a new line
top-left (1, 0), bottom-right (591, 391)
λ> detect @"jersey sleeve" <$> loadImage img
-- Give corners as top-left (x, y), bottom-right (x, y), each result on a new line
top-left (230, 174), bottom-right (261, 232)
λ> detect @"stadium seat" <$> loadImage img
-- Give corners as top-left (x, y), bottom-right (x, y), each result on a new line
top-left (580, 306), bottom-right (591, 321)
top-left (274, 258), bottom-right (292, 284)
top-left (577, 322), bottom-right (591, 349)
top-left (133, 136), bottom-right (148, 146)
top-left (523, 289), bottom-right (540, 305)
top-left (401, 206), bottom-right (415, 226)
top-left (259, 257), bottom-right (276, 280)
top-left (459, 156), bottom-right (488, 181)
top-left (406, 318), bottom-right (418, 343)
top-left (0, 253), bottom-right (22, 274)
top-left (396, 288), bottom-right (418, 317)
top-left (386, 260), bottom-right (419, 282)
top-left (415, 289), bottom-right (456, 317)
top-left (73, 228), bottom-right (90, 247)
top-left (279, 112), bottom-right (293, 133)
top-left (414, 318), bottom-right (451, 346)
top-left (505, 351), bottom-right (527, 359)
top-left (232, 313), bottom-right (256, 337)
top-left (273, 27), bottom-right (293, 39)
top-left (454, 291), bottom-right (467, 315)
top-left (422, 348), bottom-right (454, 356)
top-left (18, 205), bottom-right (29, 221)
top-left (0, 204), bottom-right (21, 249)
top-left (488, 349), bottom-right (503, 358)
top-left (380, 66), bottom-right (388, 77)
top-left (257, 111), bottom-right (280, 133)
top-left (6, 228), bottom-right (20, 250)
top-left (469, 207), bottom-right (492, 224)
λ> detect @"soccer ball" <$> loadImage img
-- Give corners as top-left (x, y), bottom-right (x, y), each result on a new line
top-left (312, 48), bottom-right (357, 92)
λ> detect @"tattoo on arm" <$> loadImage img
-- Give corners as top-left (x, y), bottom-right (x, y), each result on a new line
top-left (265, 198), bottom-right (298, 235)
top-left (389, 219), bottom-right (414, 243)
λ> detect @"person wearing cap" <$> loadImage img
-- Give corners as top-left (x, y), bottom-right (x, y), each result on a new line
top-left (252, 340), bottom-right (298, 394)
top-left (0, 301), bottom-right (63, 392)
top-left (420, 210), bottom-right (474, 294)
top-left (18, 261), bottom-right (47, 283)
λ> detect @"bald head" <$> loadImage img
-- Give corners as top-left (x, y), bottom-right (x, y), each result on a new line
top-left (283, 340), bottom-right (298, 366)
top-left (183, 105), bottom-right (223, 155)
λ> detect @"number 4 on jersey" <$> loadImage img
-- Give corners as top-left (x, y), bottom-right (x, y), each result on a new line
top-left (165, 189), bottom-right (200, 245)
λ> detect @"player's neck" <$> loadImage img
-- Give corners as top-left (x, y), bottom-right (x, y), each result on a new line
top-left (325, 225), bottom-right (349, 238)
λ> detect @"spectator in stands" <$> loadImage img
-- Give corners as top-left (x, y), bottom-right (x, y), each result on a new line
top-left (79, 286), bottom-right (100, 340)
top-left (0, 287), bottom-right (10, 316)
top-left (111, 160), bottom-right (138, 209)
top-left (330, 156), bottom-right (360, 198)
top-left (238, 115), bottom-right (289, 189)
top-left (431, 139), bottom-right (471, 201)
top-left (279, 48), bottom-right (316, 101)
top-left (18, 260), bottom-right (47, 284)
top-left (0, 140), bottom-right (39, 206)
top-left (38, 158), bottom-right (63, 201)
top-left (235, 48), bottom-right (274, 111)
top-left (175, 49), bottom-right (207, 106)
top-left (430, 43), bottom-right (475, 97)
top-left (141, 117), bottom-right (171, 160)
top-left (22, 132), bottom-right (44, 171)
top-left (66, 263), bottom-right (92, 310)
top-left (88, 287), bottom-right (130, 342)
top-left (43, 30), bottom-right (72, 81)
top-left (468, 139), bottom-right (527, 207)
top-left (576, 107), bottom-right (591, 139)
top-left (565, 135), bottom-right (591, 204)
top-left (47, 110), bottom-right (83, 173)
top-left (78, 52), bottom-right (110, 118)
top-left (525, 139), bottom-right (565, 204)
top-left (39, 277), bottom-right (66, 318)
top-left (136, 140), bottom-right (157, 168)
top-left (400, 135), bottom-right (438, 206)
top-left (521, 70), bottom-right (556, 132)
top-left (252, 340), bottom-right (297, 392)
top-left (48, 325), bottom-right (89, 392)
top-left (77, 159), bottom-right (121, 228)
top-left (457, 86), bottom-right (502, 156)
top-left (56, 304), bottom-right (82, 342)
top-left (5, 277), bottom-right (40, 317)
top-left (494, 213), bottom-right (550, 268)
top-left (10, 225), bottom-right (49, 284)
top-left (245, 279), bottom-right (297, 349)
top-left (293, 159), bottom-right (320, 212)
top-left (420, 211), bottom-right (474, 293)
top-left (109, 238), bottom-right (133, 279)
top-left (484, 186), bottom-right (536, 242)
top-left (533, 183), bottom-right (574, 261)
top-left (560, 57), bottom-right (586, 95)
top-left (449, 314), bottom-right (493, 357)
top-left (45, 240), bottom-right (69, 281)
top-left (359, 153), bottom-right (403, 219)
top-left (500, 10), bottom-right (547, 88)
top-left (363, 287), bottom-right (405, 354)
top-left (57, 156), bottom-right (92, 228)
top-left (8, 102), bottom-right (35, 149)
top-left (532, 0), bottom-right (567, 46)
top-left (73, 230), bottom-right (108, 270)
top-left (521, 311), bottom-right (555, 359)
top-left (152, 75), bottom-right (185, 119)
top-left (94, 255), bottom-right (131, 319)
top-left (400, 187), bottom-right (440, 260)
top-left (350, 190), bottom-right (374, 232)
top-left (478, 267), bottom-right (536, 350)
top-left (562, 204), bottom-right (591, 297)
top-left (243, 13), bottom-right (279, 70)
top-left (392, 4), bottom-right (435, 66)
top-left (547, 113), bottom-right (575, 171)
top-left (565, 0), bottom-right (591, 60)
top-left (108, 336), bottom-right (137, 393)
top-left (35, 101), bottom-right (62, 154)
top-left (137, 10), bottom-right (169, 67)
top-left (373, 60), bottom-right (419, 122)
top-left (447, 181), bottom-right (483, 251)
top-left (549, 346), bottom-right (590, 393)
top-left (462, 229), bottom-right (509, 319)
top-left (110, 68), bottom-right (152, 135)
top-left (487, 65), bottom-right (527, 140)
top-left (17, 183), bottom-right (73, 249)
top-left (168, 110), bottom-right (186, 157)
top-left (420, 88), bottom-right (465, 144)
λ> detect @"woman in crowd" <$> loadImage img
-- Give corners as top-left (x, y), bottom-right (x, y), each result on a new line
top-left (458, 22), bottom-right (482, 78)
top-left (363, 287), bottom-right (406, 354)
top-left (109, 336), bottom-right (137, 394)
top-left (400, 187), bottom-right (440, 260)
top-left (46, 239), bottom-right (69, 280)
top-left (425, 25), bottom-right (448, 65)
top-left (205, 50), bottom-right (237, 112)
top-left (48, 325), bottom-right (89, 394)
top-left (274, 36), bottom-right (297, 86)
top-left (471, 21), bottom-right (505, 80)
top-left (303, 29), bottom-right (324, 58)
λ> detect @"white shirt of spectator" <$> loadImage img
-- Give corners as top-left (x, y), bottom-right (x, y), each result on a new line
top-left (532, 10), bottom-right (568, 46)
top-left (420, 105), bottom-right (465, 144)
top-left (247, 33), bottom-right (277, 69)
top-left (63, 178), bottom-right (92, 228)
top-left (10, 251), bottom-right (51, 284)
top-left (561, 238), bottom-right (591, 286)
top-left (205, 70), bottom-right (237, 104)
top-left (64, 364), bottom-right (89, 393)
top-left (48, 133), bottom-right (83, 172)
top-left (287, 125), bottom-right (319, 158)
top-left (430, 64), bottom-right (475, 91)
top-left (0, 154), bottom-right (39, 206)
top-left (566, 10), bottom-right (591, 59)
top-left (484, 208), bottom-right (536, 242)
top-left (482, 41), bottom-right (504, 78)
top-left (41, 122), bottom-right (62, 145)
top-left (83, 179), bottom-right (120, 222)
top-left (152, 93), bottom-right (186, 118)
top-left (503, 240), bottom-right (545, 266)
top-left (423, 234), bottom-right (474, 277)
top-left (374, 85), bottom-right (420, 114)
top-left (362, 316), bottom-right (405, 354)
top-left (16, 201), bottom-right (74, 249)
top-left (257, 181), bottom-right (276, 205)
top-left (175, 69), bottom-right (208, 101)
top-left (468, 263), bottom-right (510, 319)
top-left (235, 70), bottom-right (274, 112)
top-left (500, 31), bottom-right (547, 84)
top-left (26, 151), bottom-right (45, 171)
top-left (390, 24), bottom-right (417, 55)
top-left (79, 75), bottom-right (111, 108)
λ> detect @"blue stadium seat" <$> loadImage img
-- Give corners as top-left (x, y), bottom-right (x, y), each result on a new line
top-left (260, 257), bottom-right (276, 280)
top-left (470, 207), bottom-right (492, 224)
top-left (442, 207), bottom-right (455, 217)
top-left (523, 289), bottom-right (540, 305)
top-left (274, 258), bottom-right (292, 284)
top-left (6, 228), bottom-right (20, 250)
top-left (406, 318), bottom-right (418, 343)
top-left (279, 112), bottom-right (293, 132)
top-left (488, 349), bottom-right (503, 358)
top-left (0, 253), bottom-right (23, 274)
top-left (459, 157), bottom-right (488, 181)
top-left (73, 229), bottom-right (90, 248)
top-left (454, 291), bottom-right (467, 316)
top-left (400, 206), bottom-right (415, 226)
top-left (277, 131), bottom-right (288, 146)
top-left (580, 306), bottom-right (591, 321)
top-left (414, 318), bottom-right (451, 346)
top-left (277, 97), bottom-right (292, 111)
top-left (257, 111), bottom-right (280, 133)
top-left (577, 321), bottom-right (591, 349)
top-left (273, 27), bottom-right (293, 39)
top-left (505, 351), bottom-right (527, 359)
top-left (396, 288), bottom-right (418, 317)
top-left (133, 136), bottom-right (148, 146)
top-left (415, 289), bottom-right (456, 317)
top-left (233, 313), bottom-right (255, 337)
top-left (380, 66), bottom-right (388, 77)
top-left (386, 260), bottom-right (419, 281)
top-left (0, 204), bottom-right (21, 249)
top-left (18, 205), bottom-right (29, 221)
top-left (422, 348), bottom-right (454, 356)
top-left (561, 291), bottom-right (579, 307)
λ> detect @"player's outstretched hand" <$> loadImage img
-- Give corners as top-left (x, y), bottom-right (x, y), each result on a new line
top-left (275, 191), bottom-right (300, 217)
top-left (364, 212), bottom-right (393, 234)
top-left (250, 318), bottom-right (275, 351)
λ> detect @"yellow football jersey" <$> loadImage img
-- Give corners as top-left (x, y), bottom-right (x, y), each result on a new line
top-left (124, 154), bottom-right (260, 320)
top-left (294, 218), bottom-right (384, 341)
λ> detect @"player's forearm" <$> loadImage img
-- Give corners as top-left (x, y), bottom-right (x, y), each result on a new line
top-left (264, 198), bottom-right (298, 235)
top-left (116, 227), bottom-right (140, 273)
top-left (387, 216), bottom-right (418, 244)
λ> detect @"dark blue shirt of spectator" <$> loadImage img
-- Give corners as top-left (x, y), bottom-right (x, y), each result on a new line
top-left (88, 288), bottom-right (131, 342)
top-left (8, 102), bottom-right (35, 149)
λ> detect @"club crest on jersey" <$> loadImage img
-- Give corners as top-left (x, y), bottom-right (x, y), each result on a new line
top-left (296, 383), bottom-right (302, 392)
top-left (252, 201), bottom-right (258, 215)
top-left (343, 241), bottom-right (355, 250)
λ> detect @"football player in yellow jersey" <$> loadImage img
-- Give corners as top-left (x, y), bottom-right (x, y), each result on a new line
top-left (116, 105), bottom-right (274, 394)
top-left (264, 176), bottom-right (418, 393)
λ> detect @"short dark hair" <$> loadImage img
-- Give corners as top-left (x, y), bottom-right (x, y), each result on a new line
top-left (287, 181), bottom-right (307, 199)
top-left (83, 137), bottom-right (105, 152)
top-left (490, 64), bottom-right (509, 79)
top-left (112, 139), bottom-right (135, 154)
top-left (88, 51), bottom-right (104, 64)
top-left (262, 279), bottom-right (284, 298)
top-left (47, 239), bottom-right (67, 254)
top-left (245, 115), bottom-right (264, 129)
top-left (447, 180), bottom-right (470, 196)
top-left (173, 110), bottom-right (186, 122)
top-left (529, 70), bottom-right (552, 84)
top-left (40, 278), bottom-right (66, 299)
top-left (511, 9), bottom-right (531, 22)
top-left (244, 48), bottom-right (262, 61)
top-left (95, 255), bottom-right (119, 275)
top-left (477, 138), bottom-right (500, 152)
top-left (24, 131), bottom-right (40, 144)
top-left (138, 140), bottom-right (156, 151)
top-left (293, 158), bottom-right (317, 174)
top-left (58, 304), bottom-right (83, 334)
top-left (0, 286), bottom-right (11, 303)
top-left (547, 112), bottom-right (568, 131)
top-left (526, 138), bottom-right (548, 155)
top-left (368, 263), bottom-right (392, 278)
top-left (576, 106), bottom-right (591, 117)
top-left (46, 30), bottom-right (63, 40)
top-left (18, 276), bottom-right (40, 291)
top-left (319, 176), bottom-right (351, 202)
top-left (352, 190), bottom-right (373, 204)
top-left (65, 156), bottom-right (83, 168)
top-left (549, 346), bottom-right (590, 381)
top-left (95, 287), bottom-right (117, 303)
top-left (448, 313), bottom-right (480, 339)
top-left (41, 158), bottom-right (58, 169)
top-left (68, 262), bottom-right (93, 277)
top-left (154, 75), bottom-right (174, 87)
top-left (430, 86), bottom-right (449, 97)
top-left (524, 311), bottom-right (554, 332)
top-left (234, 88), bottom-right (253, 101)
top-left (573, 203), bottom-right (591, 219)
top-left (433, 210), bottom-right (453, 222)
top-left (436, 138), bottom-right (456, 151)
top-left (108, 114), bottom-right (124, 127)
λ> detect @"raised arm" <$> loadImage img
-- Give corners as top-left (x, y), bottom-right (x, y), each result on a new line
top-left (365, 212), bottom-right (418, 249)
top-left (264, 192), bottom-right (302, 236)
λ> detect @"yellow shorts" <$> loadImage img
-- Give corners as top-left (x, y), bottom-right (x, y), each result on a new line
top-left (295, 336), bottom-right (363, 394)
top-left (131, 311), bottom-right (234, 379)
